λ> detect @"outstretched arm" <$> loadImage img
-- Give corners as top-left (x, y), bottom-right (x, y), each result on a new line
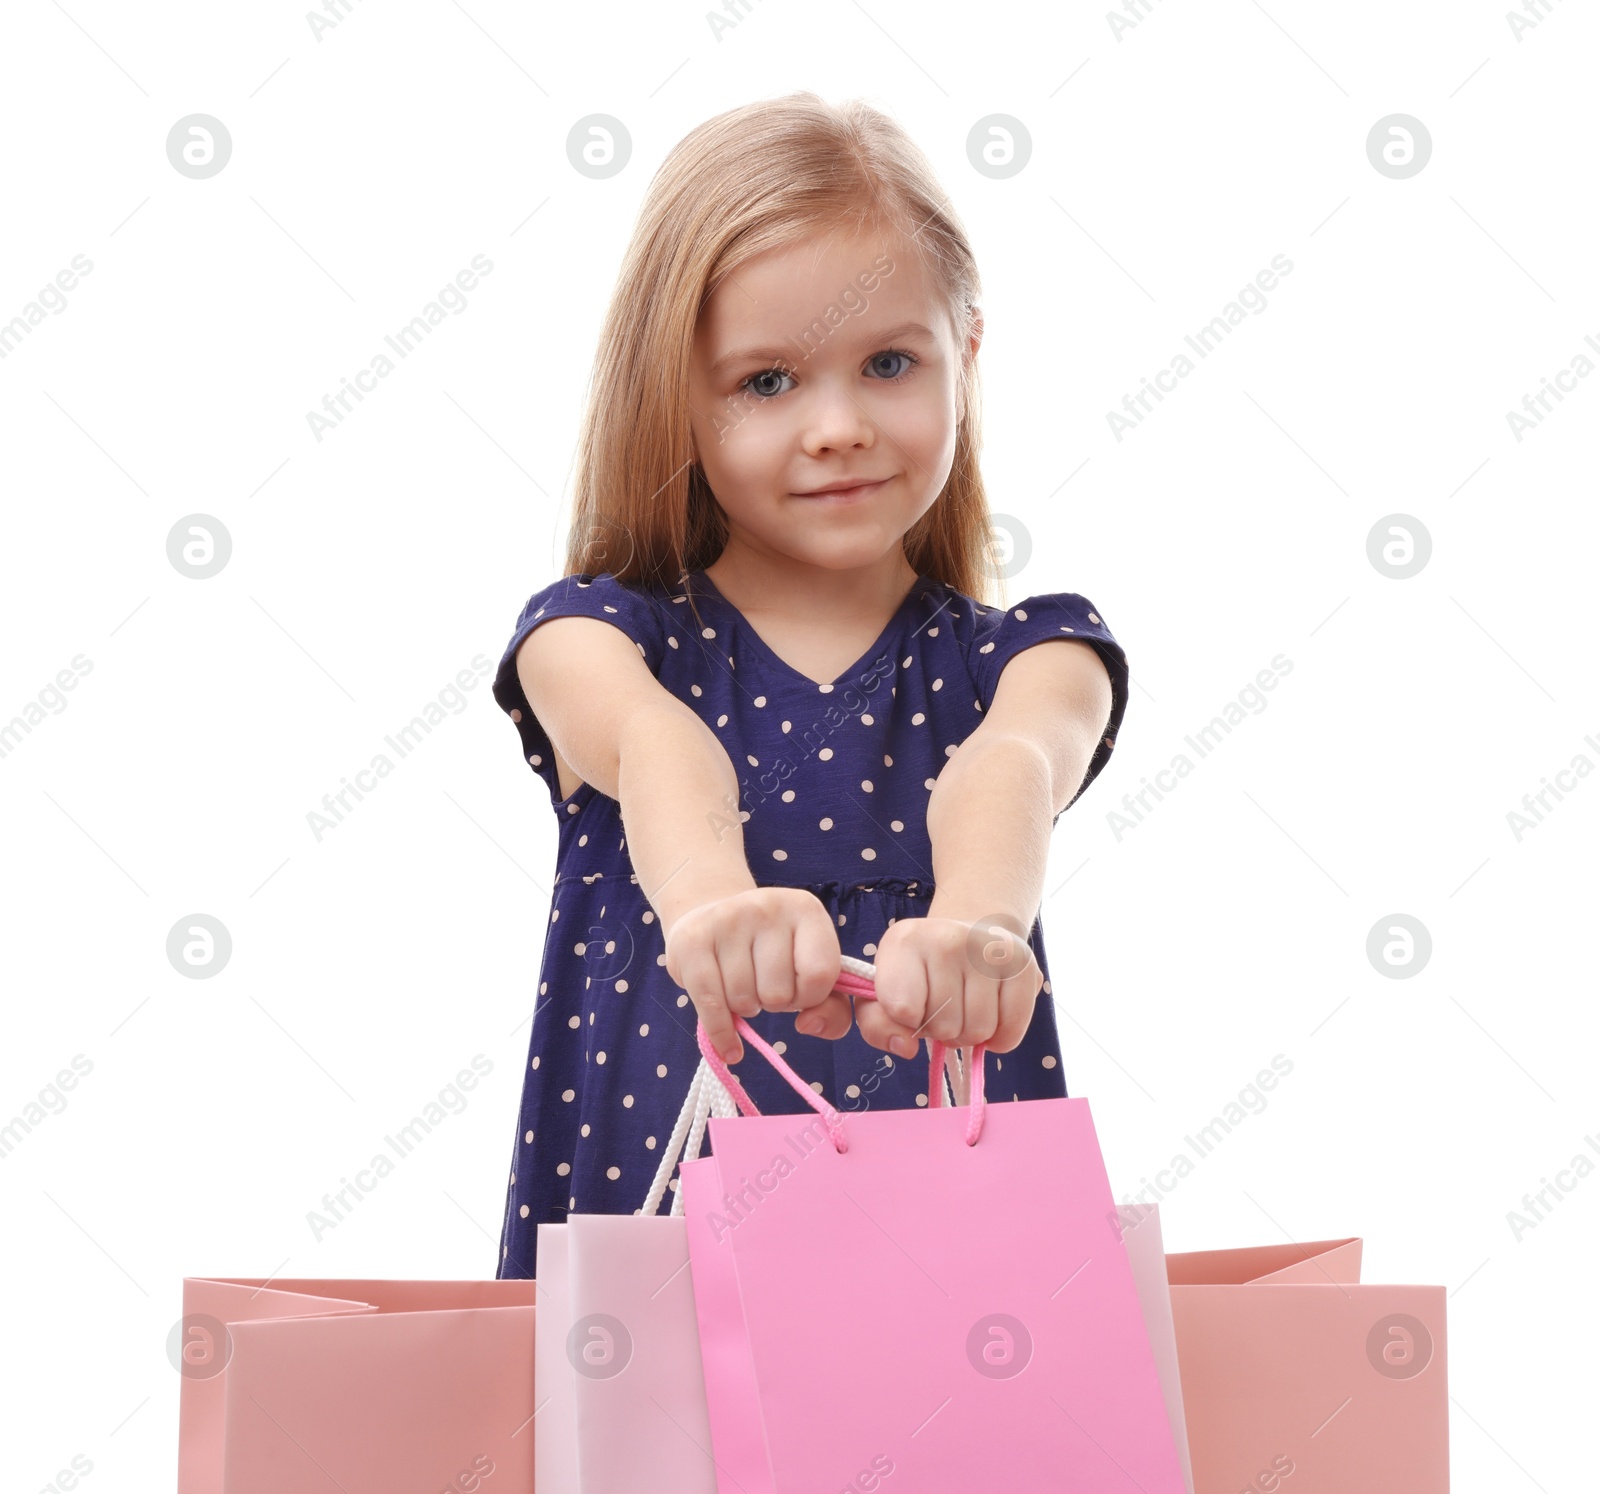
top-left (515, 617), bottom-right (855, 1060)
top-left (859, 638), bottom-right (1115, 1059)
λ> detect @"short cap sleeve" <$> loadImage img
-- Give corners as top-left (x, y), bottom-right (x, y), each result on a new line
top-left (492, 571), bottom-right (666, 806)
top-left (969, 592), bottom-right (1130, 815)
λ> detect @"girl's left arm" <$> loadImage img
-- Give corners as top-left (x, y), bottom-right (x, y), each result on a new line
top-left (927, 637), bottom-right (1114, 931)
top-left (862, 639), bottom-right (1114, 1058)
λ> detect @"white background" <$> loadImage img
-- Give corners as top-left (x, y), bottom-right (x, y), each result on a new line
top-left (1, 0), bottom-right (1594, 1487)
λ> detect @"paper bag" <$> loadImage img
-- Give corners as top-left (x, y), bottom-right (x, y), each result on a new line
top-left (1165, 1236), bottom-right (1449, 1492)
top-left (175, 1277), bottom-right (536, 1494)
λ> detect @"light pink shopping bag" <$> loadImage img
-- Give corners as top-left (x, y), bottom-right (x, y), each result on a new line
top-left (678, 980), bottom-right (1188, 1494)
top-left (175, 1278), bottom-right (536, 1494)
top-left (566, 1215), bottom-right (719, 1490)
top-left (535, 1059), bottom-right (746, 1493)
top-left (534, 1228), bottom-right (580, 1492)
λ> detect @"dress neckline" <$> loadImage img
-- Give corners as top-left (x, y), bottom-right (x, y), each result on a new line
top-left (690, 568), bottom-right (938, 691)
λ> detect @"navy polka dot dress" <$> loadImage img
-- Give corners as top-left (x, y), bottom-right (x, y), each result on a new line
top-left (490, 567), bottom-right (1129, 1278)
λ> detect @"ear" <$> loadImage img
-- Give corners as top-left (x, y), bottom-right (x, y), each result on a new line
top-left (956, 307), bottom-right (984, 424)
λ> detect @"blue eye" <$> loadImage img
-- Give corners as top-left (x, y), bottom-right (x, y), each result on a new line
top-left (866, 349), bottom-right (918, 381)
top-left (745, 366), bottom-right (795, 399)
top-left (739, 347), bottom-right (921, 401)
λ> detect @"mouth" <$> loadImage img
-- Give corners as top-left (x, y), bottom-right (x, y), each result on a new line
top-left (792, 477), bottom-right (892, 504)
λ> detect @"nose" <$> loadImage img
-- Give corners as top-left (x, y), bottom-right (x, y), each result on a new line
top-left (800, 377), bottom-right (877, 457)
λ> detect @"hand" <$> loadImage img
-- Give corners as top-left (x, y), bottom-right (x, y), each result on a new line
top-left (854, 915), bottom-right (1041, 1061)
top-left (663, 886), bottom-right (851, 1064)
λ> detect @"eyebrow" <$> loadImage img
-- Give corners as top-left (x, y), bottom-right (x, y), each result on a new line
top-left (708, 320), bottom-right (939, 374)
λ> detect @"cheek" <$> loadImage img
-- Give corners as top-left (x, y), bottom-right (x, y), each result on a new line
top-left (893, 385), bottom-right (959, 473)
top-left (702, 408), bottom-right (787, 494)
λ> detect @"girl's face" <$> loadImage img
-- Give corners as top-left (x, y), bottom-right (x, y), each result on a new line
top-left (688, 225), bottom-right (977, 574)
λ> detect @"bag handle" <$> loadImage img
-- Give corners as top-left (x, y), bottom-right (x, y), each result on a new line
top-left (694, 954), bottom-right (987, 1150)
top-left (640, 1056), bottom-right (739, 1217)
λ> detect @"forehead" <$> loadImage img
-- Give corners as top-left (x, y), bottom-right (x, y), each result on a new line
top-left (695, 224), bottom-right (950, 356)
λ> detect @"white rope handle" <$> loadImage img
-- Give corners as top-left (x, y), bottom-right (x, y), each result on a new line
top-left (640, 1060), bottom-right (707, 1216)
top-left (944, 1044), bottom-right (967, 1106)
top-left (672, 1066), bottom-right (737, 1216)
top-left (640, 1057), bottom-right (736, 1216)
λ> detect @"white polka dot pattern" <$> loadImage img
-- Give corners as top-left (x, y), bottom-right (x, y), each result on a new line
top-left (486, 569), bottom-right (1128, 1278)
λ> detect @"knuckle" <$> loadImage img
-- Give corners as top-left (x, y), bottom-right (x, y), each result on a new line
top-left (927, 995), bottom-right (962, 1035)
top-left (758, 885), bottom-right (796, 921)
top-left (795, 955), bottom-right (841, 995)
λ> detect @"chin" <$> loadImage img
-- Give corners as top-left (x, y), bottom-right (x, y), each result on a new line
top-left (789, 538), bottom-right (908, 570)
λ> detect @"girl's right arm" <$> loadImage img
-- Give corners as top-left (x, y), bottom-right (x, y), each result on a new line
top-left (515, 615), bottom-right (850, 1061)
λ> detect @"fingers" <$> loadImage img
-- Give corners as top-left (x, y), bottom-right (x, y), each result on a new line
top-left (752, 920), bottom-right (797, 1013)
top-left (989, 969), bottom-right (1039, 1053)
top-left (874, 956), bottom-right (930, 1060)
top-left (796, 990), bottom-right (855, 1040)
top-left (715, 927), bottom-right (761, 1021)
top-left (982, 930), bottom-right (1040, 1052)
top-left (789, 903), bottom-right (845, 1036)
top-left (855, 998), bottom-right (922, 1060)
top-left (873, 949), bottom-right (927, 1037)
top-left (961, 969), bottom-right (999, 1052)
top-left (680, 947), bottom-right (743, 1064)
top-left (790, 903), bottom-right (843, 1013)
top-left (665, 890), bottom-right (854, 1065)
top-left (922, 956), bottom-right (966, 1046)
top-left (961, 925), bottom-right (1036, 1051)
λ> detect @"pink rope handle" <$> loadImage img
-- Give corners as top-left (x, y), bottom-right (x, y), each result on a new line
top-left (694, 967), bottom-right (987, 1149)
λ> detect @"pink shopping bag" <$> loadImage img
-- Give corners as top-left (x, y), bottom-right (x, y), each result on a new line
top-left (1163, 1233), bottom-right (1449, 1492)
top-left (1114, 1203), bottom-right (1195, 1494)
top-left (175, 1278), bottom-right (536, 1494)
top-left (677, 964), bottom-right (1189, 1494)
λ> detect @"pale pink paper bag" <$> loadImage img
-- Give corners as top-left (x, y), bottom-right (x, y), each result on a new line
top-left (534, 1226), bottom-right (580, 1492)
top-left (678, 1002), bottom-right (1188, 1494)
top-left (567, 1215), bottom-right (719, 1491)
top-left (1166, 1237), bottom-right (1449, 1492)
top-left (176, 1278), bottom-right (536, 1494)
top-left (535, 1059), bottom-right (742, 1492)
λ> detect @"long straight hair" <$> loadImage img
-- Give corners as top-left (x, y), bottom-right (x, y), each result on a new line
top-left (563, 92), bottom-right (1003, 611)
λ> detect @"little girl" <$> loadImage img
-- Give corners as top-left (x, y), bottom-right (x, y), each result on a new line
top-left (491, 93), bottom-right (1129, 1279)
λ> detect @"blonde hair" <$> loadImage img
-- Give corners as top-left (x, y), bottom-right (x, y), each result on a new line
top-left (563, 92), bottom-right (1005, 607)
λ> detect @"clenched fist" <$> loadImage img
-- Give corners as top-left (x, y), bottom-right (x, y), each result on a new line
top-left (663, 886), bottom-right (853, 1063)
